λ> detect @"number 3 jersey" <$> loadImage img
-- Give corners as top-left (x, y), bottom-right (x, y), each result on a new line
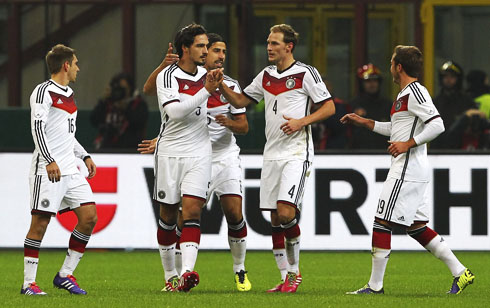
top-left (207, 75), bottom-right (245, 161)
top-left (156, 64), bottom-right (211, 157)
top-left (29, 79), bottom-right (88, 176)
top-left (244, 61), bottom-right (331, 161)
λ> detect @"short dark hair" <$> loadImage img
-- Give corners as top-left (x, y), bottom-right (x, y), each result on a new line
top-left (270, 24), bottom-right (299, 52)
top-left (174, 23), bottom-right (207, 57)
top-left (207, 33), bottom-right (226, 49)
top-left (45, 44), bottom-right (76, 75)
top-left (393, 45), bottom-right (423, 78)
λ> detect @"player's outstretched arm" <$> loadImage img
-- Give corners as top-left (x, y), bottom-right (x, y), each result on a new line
top-left (215, 113), bottom-right (249, 135)
top-left (340, 112), bottom-right (375, 130)
top-left (137, 137), bottom-right (157, 154)
top-left (143, 43), bottom-right (179, 96)
top-left (219, 82), bottom-right (251, 109)
top-left (281, 99), bottom-right (335, 135)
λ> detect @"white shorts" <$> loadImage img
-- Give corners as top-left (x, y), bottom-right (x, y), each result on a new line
top-left (208, 154), bottom-right (243, 201)
top-left (29, 173), bottom-right (94, 216)
top-left (154, 155), bottom-right (211, 204)
top-left (260, 159), bottom-right (312, 212)
top-left (375, 177), bottom-right (430, 226)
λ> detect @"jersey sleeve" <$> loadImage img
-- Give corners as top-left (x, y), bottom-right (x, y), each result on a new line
top-left (73, 138), bottom-right (89, 160)
top-left (407, 84), bottom-right (441, 123)
top-left (303, 66), bottom-right (332, 104)
top-left (243, 70), bottom-right (265, 103)
top-left (230, 80), bottom-right (246, 115)
top-left (30, 85), bottom-right (55, 164)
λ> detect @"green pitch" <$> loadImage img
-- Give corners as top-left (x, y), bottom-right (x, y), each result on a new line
top-left (1, 250), bottom-right (488, 307)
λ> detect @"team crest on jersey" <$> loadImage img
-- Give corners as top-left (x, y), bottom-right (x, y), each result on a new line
top-left (158, 190), bottom-right (166, 199)
top-left (41, 199), bottom-right (50, 208)
top-left (220, 94), bottom-right (228, 103)
top-left (286, 78), bottom-right (296, 89)
top-left (395, 99), bottom-right (402, 111)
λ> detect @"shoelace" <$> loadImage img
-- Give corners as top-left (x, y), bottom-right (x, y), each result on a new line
top-left (66, 275), bottom-right (81, 287)
top-left (30, 282), bottom-right (42, 293)
top-left (237, 271), bottom-right (246, 284)
top-left (286, 273), bottom-right (296, 286)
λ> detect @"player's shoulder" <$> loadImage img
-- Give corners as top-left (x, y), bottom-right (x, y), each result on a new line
top-left (157, 63), bottom-right (179, 86)
top-left (405, 81), bottom-right (431, 104)
top-left (295, 61), bottom-right (322, 83)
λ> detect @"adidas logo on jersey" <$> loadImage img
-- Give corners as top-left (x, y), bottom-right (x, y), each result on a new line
top-left (183, 84), bottom-right (190, 90)
top-left (266, 81), bottom-right (271, 86)
top-left (397, 216), bottom-right (405, 221)
top-left (57, 98), bottom-right (63, 104)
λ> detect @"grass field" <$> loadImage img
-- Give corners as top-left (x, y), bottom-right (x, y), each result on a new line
top-left (1, 250), bottom-right (488, 307)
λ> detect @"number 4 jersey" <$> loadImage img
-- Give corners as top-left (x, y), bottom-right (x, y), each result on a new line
top-left (29, 79), bottom-right (88, 176)
top-left (243, 61), bottom-right (332, 161)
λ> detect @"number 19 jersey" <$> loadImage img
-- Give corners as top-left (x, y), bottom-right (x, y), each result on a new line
top-left (244, 61), bottom-right (331, 161)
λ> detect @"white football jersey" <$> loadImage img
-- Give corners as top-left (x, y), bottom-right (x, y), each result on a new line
top-left (155, 64), bottom-right (211, 157)
top-left (388, 81), bottom-right (441, 182)
top-left (244, 61), bottom-right (331, 161)
top-left (207, 75), bottom-right (245, 161)
top-left (30, 79), bottom-right (89, 176)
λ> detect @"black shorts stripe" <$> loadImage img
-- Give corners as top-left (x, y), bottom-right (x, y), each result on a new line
top-left (294, 161), bottom-right (310, 205)
top-left (383, 179), bottom-right (402, 221)
top-left (401, 117), bottom-right (418, 180)
top-left (33, 175), bottom-right (42, 210)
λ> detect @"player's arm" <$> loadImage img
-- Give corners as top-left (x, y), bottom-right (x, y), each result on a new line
top-left (159, 69), bottom-right (223, 120)
top-left (74, 139), bottom-right (96, 179)
top-left (143, 43), bottom-right (179, 96)
top-left (30, 88), bottom-right (60, 182)
top-left (340, 113), bottom-right (379, 131)
top-left (219, 82), bottom-right (252, 108)
top-left (281, 99), bottom-right (335, 135)
top-left (215, 113), bottom-right (249, 135)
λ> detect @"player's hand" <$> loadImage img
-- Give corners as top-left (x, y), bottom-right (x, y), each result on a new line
top-left (84, 157), bottom-right (97, 179)
top-left (137, 138), bottom-right (157, 154)
top-left (162, 43), bottom-right (179, 67)
top-left (280, 115), bottom-right (305, 135)
top-left (340, 113), bottom-right (366, 126)
top-left (387, 140), bottom-right (411, 158)
top-left (215, 114), bottom-right (233, 128)
top-left (205, 69), bottom-right (224, 93)
top-left (46, 161), bottom-right (61, 183)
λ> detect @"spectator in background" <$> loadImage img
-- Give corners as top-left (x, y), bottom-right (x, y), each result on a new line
top-left (431, 61), bottom-right (475, 149)
top-left (466, 70), bottom-right (490, 118)
top-left (447, 108), bottom-right (490, 150)
top-left (311, 80), bottom-right (352, 149)
top-left (91, 73), bottom-right (148, 150)
top-left (349, 64), bottom-right (392, 149)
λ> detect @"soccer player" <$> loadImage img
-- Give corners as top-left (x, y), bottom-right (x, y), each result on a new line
top-left (151, 23), bottom-right (222, 292)
top-left (140, 33), bottom-right (252, 292)
top-left (218, 24), bottom-right (335, 293)
top-left (21, 44), bottom-right (97, 296)
top-left (341, 45), bottom-right (475, 295)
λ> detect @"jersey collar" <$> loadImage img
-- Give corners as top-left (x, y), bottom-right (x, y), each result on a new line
top-left (276, 60), bottom-right (297, 74)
